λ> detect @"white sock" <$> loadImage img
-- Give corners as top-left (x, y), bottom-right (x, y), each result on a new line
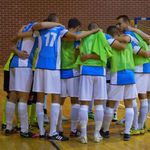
top-left (124, 108), bottom-right (134, 134)
top-left (6, 101), bottom-right (16, 130)
top-left (102, 107), bottom-right (114, 132)
top-left (36, 102), bottom-right (45, 135)
top-left (79, 105), bottom-right (88, 137)
top-left (138, 99), bottom-right (148, 129)
top-left (148, 99), bottom-right (150, 113)
top-left (71, 104), bottom-right (80, 133)
top-left (49, 103), bottom-right (60, 136)
top-left (132, 99), bottom-right (139, 130)
top-left (94, 105), bottom-right (104, 137)
top-left (114, 101), bottom-right (119, 113)
top-left (18, 102), bottom-right (28, 133)
top-left (58, 106), bottom-right (63, 132)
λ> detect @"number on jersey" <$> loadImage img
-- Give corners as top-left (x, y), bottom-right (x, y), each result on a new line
top-left (45, 32), bottom-right (57, 47)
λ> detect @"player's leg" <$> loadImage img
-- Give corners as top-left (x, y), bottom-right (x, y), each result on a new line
top-left (5, 68), bottom-right (18, 135)
top-left (123, 84), bottom-right (137, 141)
top-left (47, 70), bottom-right (68, 141)
top-left (68, 77), bottom-right (80, 137)
top-left (93, 76), bottom-right (107, 142)
top-left (79, 75), bottom-right (92, 144)
top-left (101, 85), bottom-right (124, 138)
top-left (136, 74), bottom-right (148, 132)
top-left (33, 69), bottom-right (45, 137)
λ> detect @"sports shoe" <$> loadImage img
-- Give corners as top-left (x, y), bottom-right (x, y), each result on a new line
top-left (20, 131), bottom-right (35, 138)
top-left (100, 130), bottom-right (110, 138)
top-left (44, 114), bottom-right (49, 124)
top-left (88, 112), bottom-right (94, 120)
top-left (147, 128), bottom-right (150, 132)
top-left (70, 130), bottom-right (81, 137)
top-left (94, 135), bottom-right (103, 143)
top-left (5, 129), bottom-right (14, 136)
top-left (112, 112), bottom-right (118, 122)
top-left (130, 129), bottom-right (140, 135)
top-left (48, 134), bottom-right (69, 141)
top-left (123, 134), bottom-right (130, 141)
top-left (139, 129), bottom-right (145, 134)
top-left (80, 136), bottom-right (88, 144)
top-left (1, 124), bottom-right (6, 130)
top-left (116, 118), bottom-right (125, 126)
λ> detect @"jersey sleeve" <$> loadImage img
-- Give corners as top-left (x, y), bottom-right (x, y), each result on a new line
top-left (131, 41), bottom-right (141, 54)
top-left (124, 31), bottom-right (139, 44)
top-left (105, 34), bottom-right (115, 46)
top-left (60, 27), bottom-right (68, 38)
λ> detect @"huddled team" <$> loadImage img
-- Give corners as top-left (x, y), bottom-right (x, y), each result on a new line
top-left (2, 13), bottom-right (150, 144)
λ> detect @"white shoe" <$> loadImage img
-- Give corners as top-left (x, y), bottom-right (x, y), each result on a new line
top-left (94, 135), bottom-right (103, 143)
top-left (80, 136), bottom-right (88, 144)
top-left (44, 114), bottom-right (49, 123)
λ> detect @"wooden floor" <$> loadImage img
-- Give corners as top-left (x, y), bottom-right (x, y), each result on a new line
top-left (0, 69), bottom-right (150, 150)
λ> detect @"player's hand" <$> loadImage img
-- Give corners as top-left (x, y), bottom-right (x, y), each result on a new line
top-left (80, 54), bottom-right (89, 62)
top-left (17, 50), bottom-right (29, 59)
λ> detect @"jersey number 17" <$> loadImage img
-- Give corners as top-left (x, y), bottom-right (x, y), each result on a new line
top-left (45, 32), bottom-right (57, 47)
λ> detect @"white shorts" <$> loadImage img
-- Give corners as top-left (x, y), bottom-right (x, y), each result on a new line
top-left (108, 84), bottom-right (137, 101)
top-left (135, 73), bottom-right (150, 94)
top-left (79, 75), bottom-right (107, 101)
top-left (33, 69), bottom-right (61, 94)
top-left (61, 77), bottom-right (79, 98)
top-left (9, 68), bottom-right (33, 92)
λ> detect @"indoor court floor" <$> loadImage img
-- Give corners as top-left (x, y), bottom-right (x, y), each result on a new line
top-left (0, 68), bottom-right (150, 150)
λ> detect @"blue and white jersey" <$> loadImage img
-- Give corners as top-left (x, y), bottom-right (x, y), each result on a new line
top-left (10, 22), bottom-right (38, 68)
top-left (125, 30), bottom-right (150, 73)
top-left (36, 26), bottom-right (68, 70)
top-left (81, 34), bottom-right (115, 76)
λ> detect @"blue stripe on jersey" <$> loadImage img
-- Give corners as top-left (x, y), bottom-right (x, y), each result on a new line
top-left (117, 70), bottom-right (135, 85)
top-left (61, 69), bottom-right (74, 79)
top-left (36, 26), bottom-right (68, 70)
top-left (81, 66), bottom-right (105, 76)
top-left (143, 63), bottom-right (150, 73)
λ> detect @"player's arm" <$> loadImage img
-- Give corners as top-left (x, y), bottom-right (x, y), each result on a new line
top-left (115, 35), bottom-right (131, 43)
top-left (32, 22), bottom-right (64, 30)
top-left (128, 26), bottom-right (150, 44)
top-left (80, 53), bottom-right (100, 62)
top-left (64, 29), bottom-right (100, 41)
top-left (131, 41), bottom-right (150, 58)
top-left (11, 25), bottom-right (33, 43)
top-left (111, 40), bottom-right (127, 50)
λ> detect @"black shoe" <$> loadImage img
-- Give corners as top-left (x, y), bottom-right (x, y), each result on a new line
top-left (48, 134), bottom-right (69, 141)
top-left (123, 134), bottom-right (130, 141)
top-left (20, 131), bottom-right (34, 138)
top-left (100, 130), bottom-right (110, 138)
top-left (5, 129), bottom-right (14, 136)
top-left (39, 132), bottom-right (47, 139)
top-left (58, 131), bottom-right (64, 136)
top-left (70, 130), bottom-right (81, 137)
top-left (1, 124), bottom-right (6, 130)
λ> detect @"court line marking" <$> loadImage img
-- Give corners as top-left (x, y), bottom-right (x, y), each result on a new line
top-left (49, 140), bottom-right (60, 150)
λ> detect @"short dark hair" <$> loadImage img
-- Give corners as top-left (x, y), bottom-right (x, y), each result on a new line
top-left (44, 13), bottom-right (58, 22)
top-left (88, 22), bottom-right (99, 30)
top-left (116, 15), bottom-right (130, 22)
top-left (107, 25), bottom-right (118, 36)
top-left (68, 18), bottom-right (81, 29)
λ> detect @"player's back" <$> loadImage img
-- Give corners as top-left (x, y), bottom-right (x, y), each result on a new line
top-left (36, 26), bottom-right (68, 70)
